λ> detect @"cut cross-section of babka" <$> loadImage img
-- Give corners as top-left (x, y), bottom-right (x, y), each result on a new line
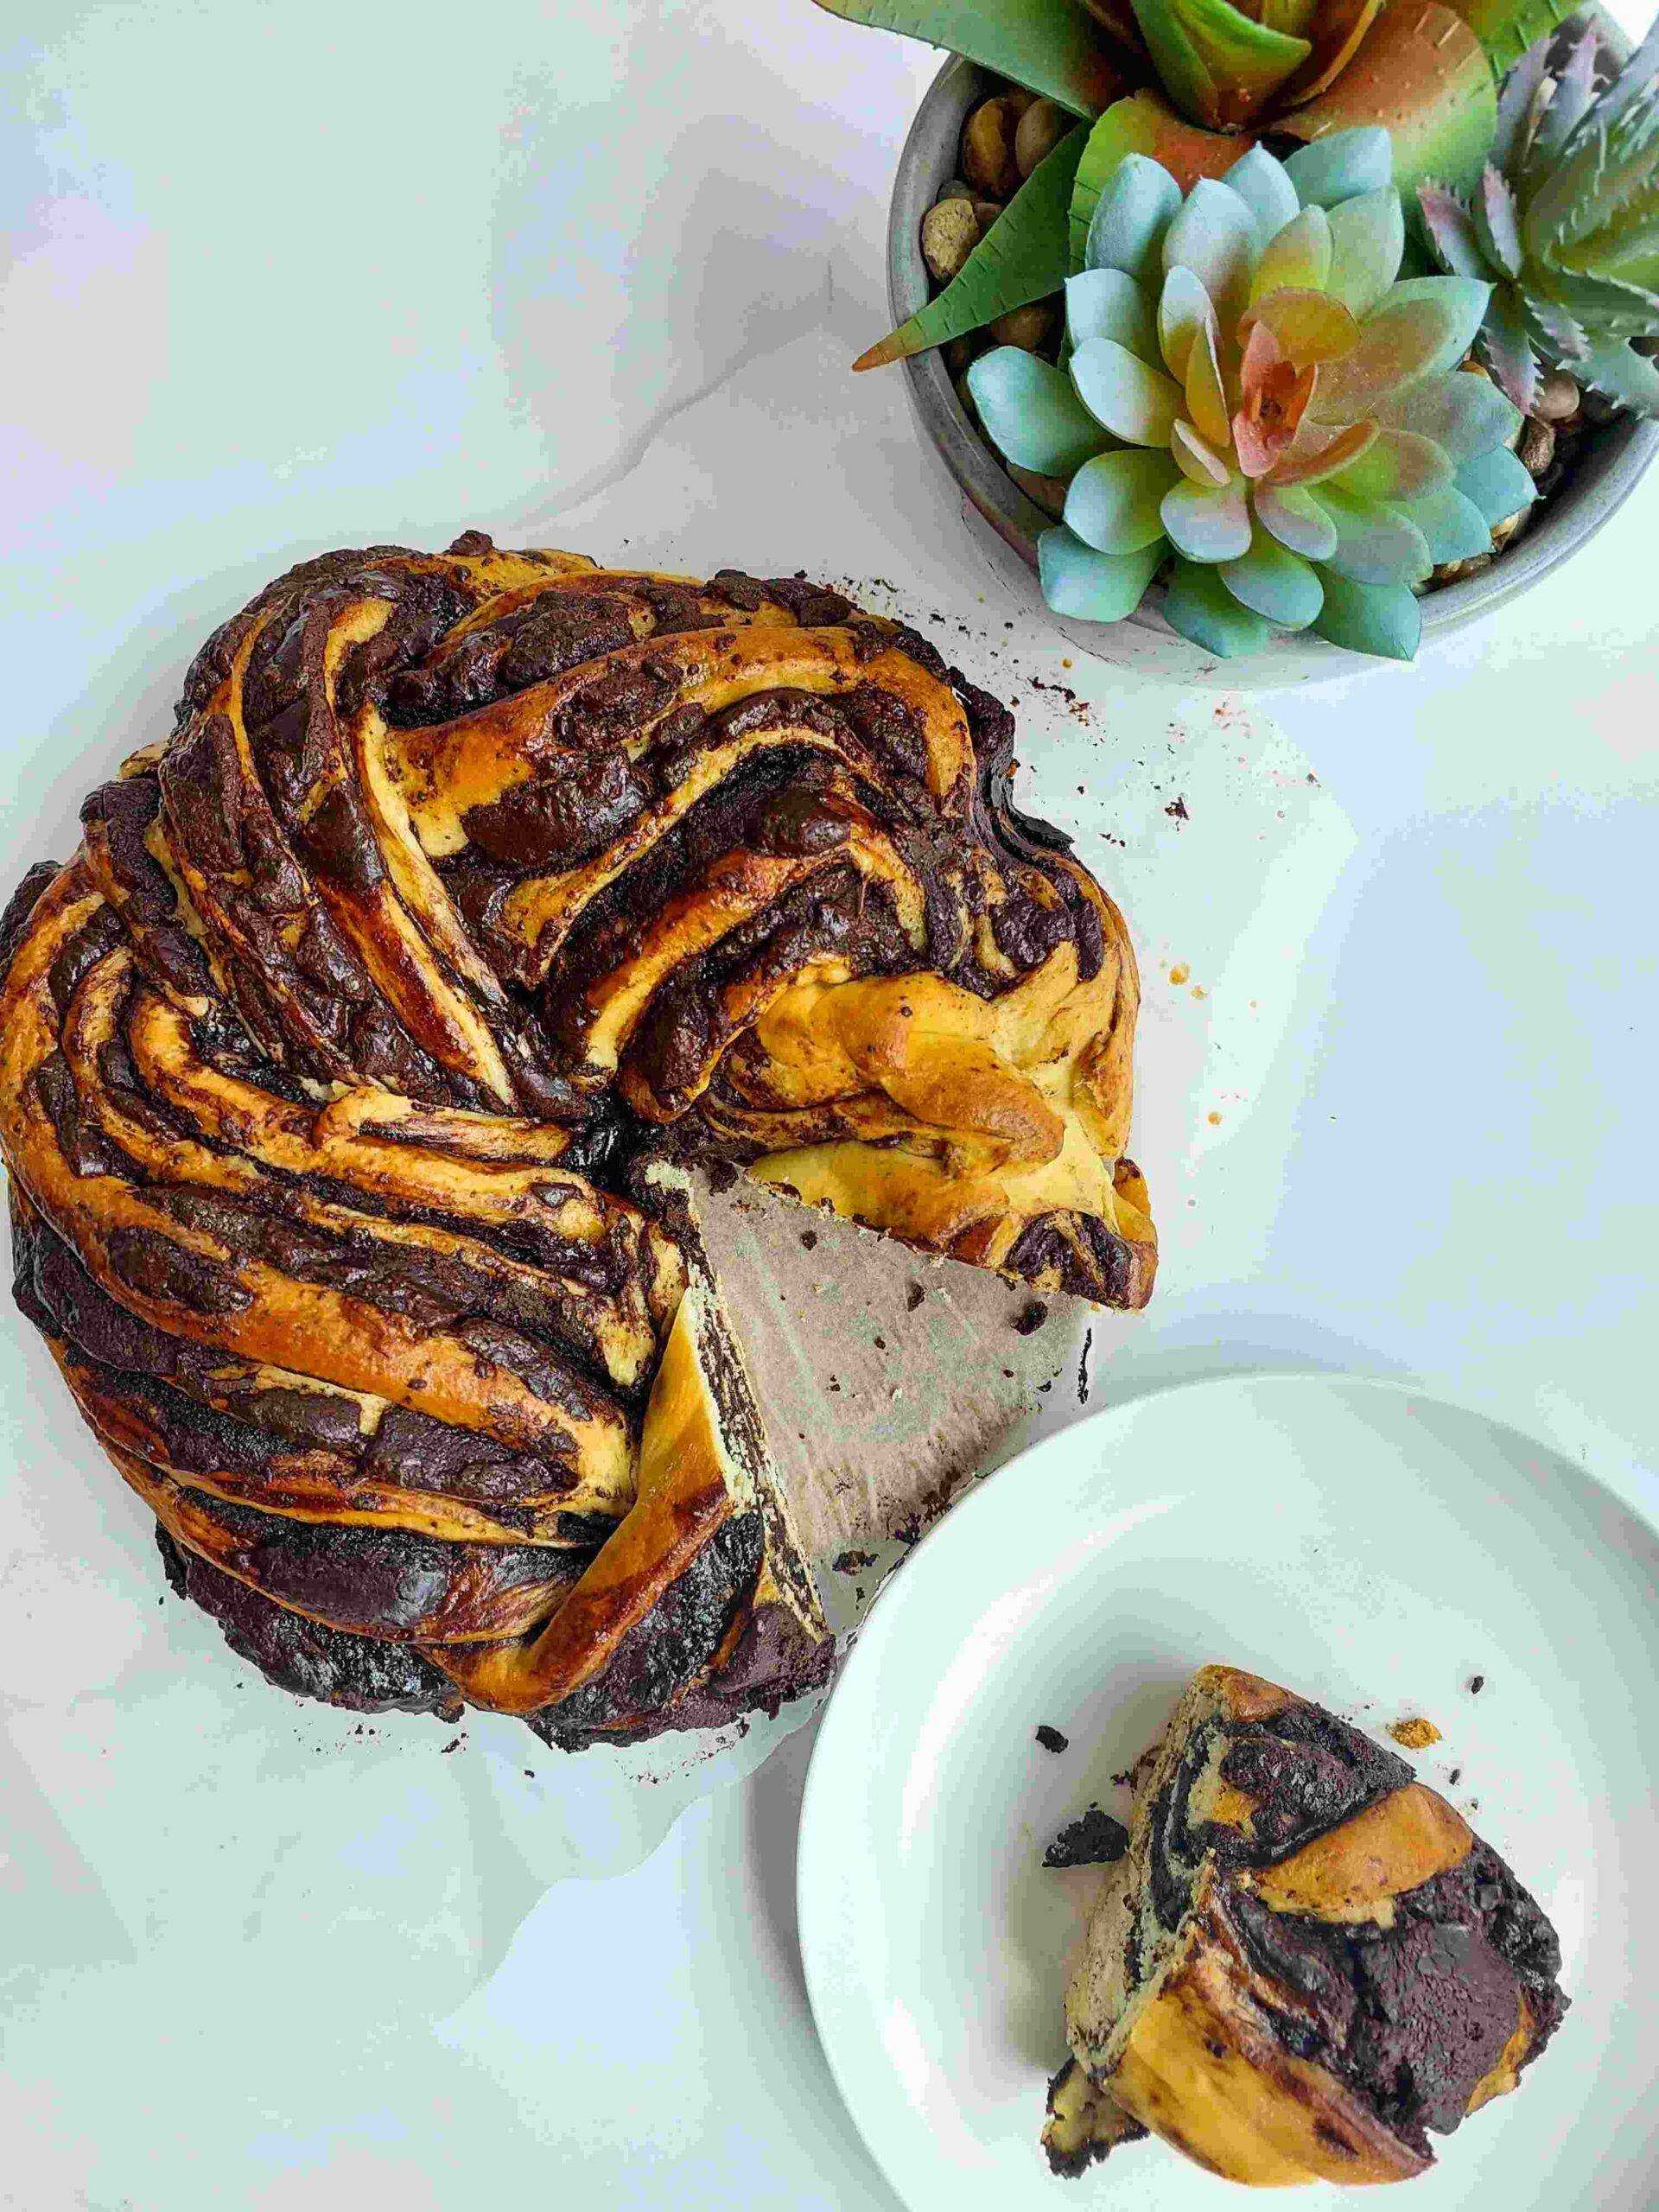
top-left (1044, 1665), bottom-right (1568, 2187)
top-left (0, 534), bottom-right (1156, 1746)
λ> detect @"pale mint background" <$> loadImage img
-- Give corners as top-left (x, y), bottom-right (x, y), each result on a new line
top-left (2, 2), bottom-right (1656, 2206)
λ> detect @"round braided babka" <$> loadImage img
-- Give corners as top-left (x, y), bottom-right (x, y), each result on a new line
top-left (0, 533), bottom-right (1156, 1745)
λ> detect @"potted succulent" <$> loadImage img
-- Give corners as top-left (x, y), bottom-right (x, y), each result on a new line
top-left (820, 0), bottom-right (1659, 664)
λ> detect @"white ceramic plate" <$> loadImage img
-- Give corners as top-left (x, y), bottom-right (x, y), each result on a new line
top-left (798, 1374), bottom-right (1659, 2211)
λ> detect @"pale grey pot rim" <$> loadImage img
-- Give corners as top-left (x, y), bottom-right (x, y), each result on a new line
top-left (887, 53), bottom-right (1659, 671)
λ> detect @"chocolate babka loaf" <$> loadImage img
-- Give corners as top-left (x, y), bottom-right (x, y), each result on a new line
top-left (1044, 1667), bottom-right (1567, 2186)
top-left (0, 535), bottom-right (1155, 1744)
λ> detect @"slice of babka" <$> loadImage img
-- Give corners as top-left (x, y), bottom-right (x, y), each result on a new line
top-left (1044, 1665), bottom-right (1568, 2187)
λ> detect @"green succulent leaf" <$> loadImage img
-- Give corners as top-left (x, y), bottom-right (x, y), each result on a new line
top-left (1255, 482), bottom-right (1340, 556)
top-left (1524, 286), bottom-right (1591, 370)
top-left (1319, 486), bottom-right (1434, 583)
top-left (1398, 480), bottom-right (1496, 560)
top-left (1371, 368), bottom-right (1520, 460)
top-left (1579, 337), bottom-right (1659, 416)
top-left (1038, 526), bottom-right (1167, 618)
top-left (1219, 534), bottom-right (1325, 625)
top-left (1161, 477), bottom-right (1253, 559)
top-left (1529, 265), bottom-right (1659, 344)
top-left (966, 348), bottom-right (1116, 475)
top-left (1173, 417), bottom-right (1234, 483)
top-left (1280, 3), bottom-right (1495, 197)
top-left (1472, 164), bottom-right (1523, 278)
top-left (1528, 25), bottom-right (1602, 165)
top-left (1223, 144), bottom-right (1301, 245)
top-left (1071, 334), bottom-right (1187, 441)
top-left (1163, 556), bottom-right (1276, 654)
top-left (1331, 425), bottom-right (1454, 502)
top-left (1159, 264), bottom-right (1218, 378)
top-left (1454, 442), bottom-right (1537, 525)
top-left (1418, 183), bottom-right (1491, 280)
top-left (1271, 417), bottom-right (1379, 486)
top-left (1311, 570), bottom-right (1422, 658)
top-left (1127, 0), bottom-right (1311, 132)
top-left (1491, 36), bottom-right (1550, 172)
top-left (1309, 276), bottom-right (1491, 419)
top-left (1476, 283), bottom-right (1540, 411)
top-left (1251, 204), bottom-right (1334, 298)
top-left (1443, 0), bottom-right (1580, 81)
top-left (1066, 448), bottom-right (1184, 549)
top-left (1282, 125), bottom-right (1393, 209)
top-left (1162, 178), bottom-right (1259, 326)
top-left (1077, 142), bottom-right (1184, 277)
top-left (1325, 188), bottom-right (1406, 313)
top-left (855, 127), bottom-right (1086, 369)
top-left (1067, 267), bottom-right (1160, 358)
top-left (810, 0), bottom-right (1125, 117)
top-left (1070, 92), bottom-right (1248, 268)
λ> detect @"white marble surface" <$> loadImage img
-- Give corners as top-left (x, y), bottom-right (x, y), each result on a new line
top-left (2, 2), bottom-right (1656, 2205)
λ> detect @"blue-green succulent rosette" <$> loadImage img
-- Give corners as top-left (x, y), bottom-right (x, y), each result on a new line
top-left (966, 126), bottom-right (1535, 659)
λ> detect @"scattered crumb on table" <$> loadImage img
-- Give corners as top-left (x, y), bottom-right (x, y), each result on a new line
top-left (1389, 1717), bottom-right (1443, 1751)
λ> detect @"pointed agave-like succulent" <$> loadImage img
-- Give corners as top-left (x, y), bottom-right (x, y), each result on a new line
top-left (965, 130), bottom-right (1531, 658)
top-left (836, 0), bottom-right (1575, 371)
top-left (1419, 18), bottom-right (1659, 416)
top-left (817, 0), bottom-right (1581, 226)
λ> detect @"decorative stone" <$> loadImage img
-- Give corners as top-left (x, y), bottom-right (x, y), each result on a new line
top-left (921, 196), bottom-right (981, 286)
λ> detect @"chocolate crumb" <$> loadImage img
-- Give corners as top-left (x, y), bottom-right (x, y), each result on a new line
top-left (799, 1229), bottom-right (818, 1250)
top-left (1164, 795), bottom-right (1190, 821)
top-left (1077, 1327), bottom-right (1092, 1403)
top-left (1014, 1299), bottom-right (1049, 1334)
top-left (1448, 1766), bottom-right (1462, 1786)
top-left (832, 1548), bottom-right (875, 1573)
top-left (1045, 1804), bottom-right (1129, 1868)
top-left (906, 1282), bottom-right (925, 1313)
top-left (1469, 1674), bottom-right (1486, 1694)
top-left (1035, 1724), bottom-right (1069, 1754)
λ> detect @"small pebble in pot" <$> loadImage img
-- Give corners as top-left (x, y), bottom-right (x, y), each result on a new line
top-left (935, 175), bottom-right (974, 204)
top-left (921, 196), bottom-right (981, 286)
top-left (996, 83), bottom-right (1038, 118)
top-left (1433, 551), bottom-right (1494, 584)
top-left (1491, 503), bottom-right (1534, 552)
top-left (972, 197), bottom-right (1005, 234)
top-left (1517, 416), bottom-right (1556, 480)
top-left (1535, 370), bottom-right (1582, 424)
top-left (1015, 97), bottom-right (1069, 178)
top-left (988, 301), bottom-right (1054, 352)
top-left (943, 333), bottom-right (983, 378)
top-left (962, 96), bottom-right (1021, 200)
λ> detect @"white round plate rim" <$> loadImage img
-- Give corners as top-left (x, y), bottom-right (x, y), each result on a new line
top-left (796, 1369), bottom-right (1659, 2212)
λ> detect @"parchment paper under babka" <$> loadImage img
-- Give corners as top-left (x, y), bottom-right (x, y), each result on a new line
top-left (1044, 1665), bottom-right (1567, 2186)
top-left (0, 534), bottom-right (1155, 1745)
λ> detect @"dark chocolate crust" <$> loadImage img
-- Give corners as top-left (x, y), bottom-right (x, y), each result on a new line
top-left (0, 535), bottom-right (1154, 1745)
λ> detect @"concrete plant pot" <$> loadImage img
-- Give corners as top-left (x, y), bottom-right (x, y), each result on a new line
top-left (887, 53), bottom-right (1659, 685)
